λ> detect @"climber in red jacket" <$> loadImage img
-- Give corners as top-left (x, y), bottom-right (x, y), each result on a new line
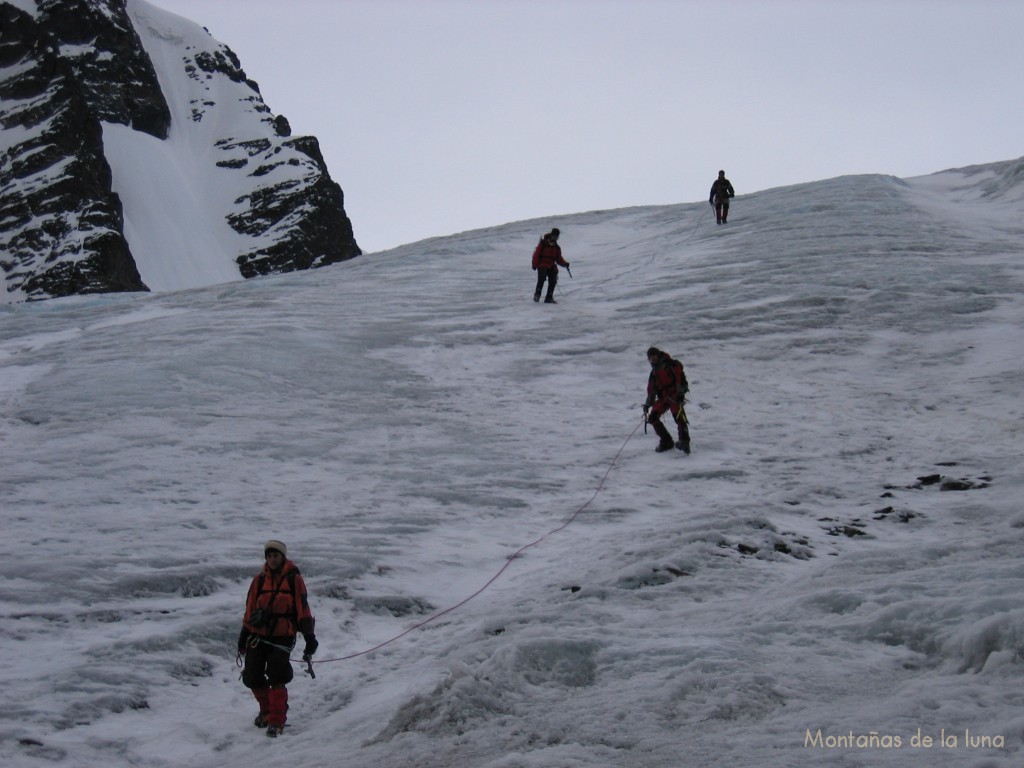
top-left (531, 227), bottom-right (570, 303)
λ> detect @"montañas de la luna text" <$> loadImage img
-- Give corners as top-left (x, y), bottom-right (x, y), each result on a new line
top-left (804, 729), bottom-right (1005, 750)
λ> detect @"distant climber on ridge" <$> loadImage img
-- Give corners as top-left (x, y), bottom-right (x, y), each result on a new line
top-left (531, 227), bottom-right (570, 303)
top-left (709, 170), bottom-right (735, 225)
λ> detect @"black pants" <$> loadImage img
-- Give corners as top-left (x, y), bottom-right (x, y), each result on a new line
top-left (535, 267), bottom-right (558, 299)
top-left (242, 637), bottom-right (294, 689)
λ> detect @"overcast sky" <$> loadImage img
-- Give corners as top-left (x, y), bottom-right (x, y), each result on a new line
top-left (148, 0), bottom-right (1023, 253)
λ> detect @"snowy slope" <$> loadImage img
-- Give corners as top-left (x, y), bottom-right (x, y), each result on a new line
top-left (1, 159), bottom-right (1022, 767)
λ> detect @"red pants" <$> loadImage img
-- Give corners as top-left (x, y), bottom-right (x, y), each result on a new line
top-left (251, 686), bottom-right (289, 727)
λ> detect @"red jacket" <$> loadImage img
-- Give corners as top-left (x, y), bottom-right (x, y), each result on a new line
top-left (242, 559), bottom-right (315, 640)
top-left (532, 236), bottom-right (568, 271)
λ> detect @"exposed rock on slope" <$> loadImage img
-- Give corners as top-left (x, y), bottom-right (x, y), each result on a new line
top-left (0, 1), bottom-right (146, 298)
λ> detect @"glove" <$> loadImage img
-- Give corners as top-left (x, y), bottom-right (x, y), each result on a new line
top-left (302, 634), bottom-right (319, 661)
top-left (237, 628), bottom-right (250, 655)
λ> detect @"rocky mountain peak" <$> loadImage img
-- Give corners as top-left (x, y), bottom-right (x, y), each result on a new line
top-left (1, 0), bottom-right (360, 302)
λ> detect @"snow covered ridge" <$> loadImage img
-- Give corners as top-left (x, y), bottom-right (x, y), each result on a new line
top-left (0, 0), bottom-right (359, 303)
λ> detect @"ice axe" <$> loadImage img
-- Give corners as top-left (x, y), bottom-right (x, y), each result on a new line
top-left (556, 264), bottom-right (572, 298)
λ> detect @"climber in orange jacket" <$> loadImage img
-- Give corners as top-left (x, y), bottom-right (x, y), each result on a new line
top-left (237, 540), bottom-right (317, 737)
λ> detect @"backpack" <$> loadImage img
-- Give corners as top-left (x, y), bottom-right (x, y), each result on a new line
top-left (671, 358), bottom-right (689, 399)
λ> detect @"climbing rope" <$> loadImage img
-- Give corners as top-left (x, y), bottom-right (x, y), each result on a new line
top-left (247, 208), bottom-right (706, 670)
top-left (304, 418), bottom-right (645, 668)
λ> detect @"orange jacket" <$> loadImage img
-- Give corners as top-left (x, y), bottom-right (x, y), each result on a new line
top-left (242, 559), bottom-right (315, 640)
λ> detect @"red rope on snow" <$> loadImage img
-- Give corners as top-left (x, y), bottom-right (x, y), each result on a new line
top-left (306, 418), bottom-right (645, 667)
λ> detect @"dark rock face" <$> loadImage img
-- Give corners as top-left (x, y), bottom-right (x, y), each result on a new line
top-left (273, 115), bottom-right (291, 137)
top-left (37, 0), bottom-right (171, 138)
top-left (231, 135), bottom-right (360, 277)
top-left (1, 0), bottom-right (360, 302)
top-left (0, 2), bottom-right (147, 300)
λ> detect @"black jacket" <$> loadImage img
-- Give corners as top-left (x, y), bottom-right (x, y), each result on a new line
top-left (710, 177), bottom-right (735, 204)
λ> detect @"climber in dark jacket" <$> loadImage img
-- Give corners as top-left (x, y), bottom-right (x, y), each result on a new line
top-left (709, 170), bottom-right (735, 224)
top-left (644, 347), bottom-right (691, 454)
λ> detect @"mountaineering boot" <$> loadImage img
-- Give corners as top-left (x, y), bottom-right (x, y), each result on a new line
top-left (533, 291), bottom-right (541, 302)
top-left (544, 296), bottom-right (556, 304)
top-left (266, 686), bottom-right (288, 736)
top-left (652, 419), bottom-right (673, 452)
top-left (676, 423), bottom-right (691, 454)
top-left (252, 688), bottom-right (270, 728)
